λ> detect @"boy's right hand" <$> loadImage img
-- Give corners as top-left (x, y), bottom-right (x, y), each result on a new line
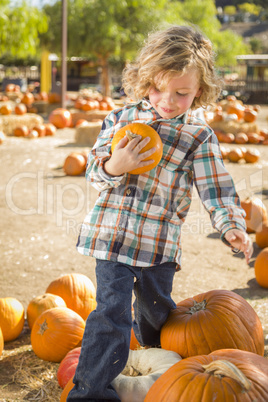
top-left (104, 135), bottom-right (156, 176)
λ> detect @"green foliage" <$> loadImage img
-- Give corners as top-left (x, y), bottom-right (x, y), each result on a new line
top-left (0, 0), bottom-right (48, 58)
top-left (224, 6), bottom-right (237, 15)
top-left (238, 3), bottom-right (262, 16)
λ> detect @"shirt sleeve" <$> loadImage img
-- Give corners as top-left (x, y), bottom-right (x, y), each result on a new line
top-left (85, 111), bottom-right (126, 192)
top-left (193, 130), bottom-right (246, 246)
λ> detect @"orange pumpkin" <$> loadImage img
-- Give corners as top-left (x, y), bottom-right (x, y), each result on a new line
top-left (48, 92), bottom-right (61, 104)
top-left (244, 108), bottom-right (257, 123)
top-left (226, 103), bottom-right (245, 120)
top-left (0, 131), bottom-right (6, 144)
top-left (27, 293), bottom-right (67, 330)
top-left (44, 123), bottom-right (57, 136)
top-left (46, 273), bottom-right (96, 320)
top-left (241, 197), bottom-right (268, 233)
top-left (0, 327), bottom-right (4, 356)
top-left (31, 307), bottom-right (85, 362)
top-left (234, 132), bottom-right (248, 144)
top-left (14, 125), bottom-right (29, 137)
top-left (111, 123), bottom-right (163, 175)
top-left (63, 152), bottom-right (87, 176)
top-left (244, 148), bottom-right (260, 164)
top-left (0, 104), bottom-right (12, 115)
top-left (57, 347), bottom-right (81, 388)
top-left (256, 222), bottom-right (268, 249)
top-left (21, 92), bottom-right (34, 106)
top-left (0, 297), bottom-right (25, 342)
top-left (227, 147), bottom-right (243, 163)
top-left (160, 289), bottom-right (264, 358)
top-left (130, 327), bottom-right (140, 350)
top-left (145, 352), bottom-right (268, 401)
top-left (254, 247), bottom-right (268, 288)
top-left (49, 108), bottom-right (72, 129)
top-left (32, 124), bottom-right (46, 137)
top-left (221, 132), bottom-right (235, 143)
top-left (247, 132), bottom-right (261, 144)
top-left (14, 103), bottom-right (27, 115)
top-left (60, 375), bottom-right (75, 402)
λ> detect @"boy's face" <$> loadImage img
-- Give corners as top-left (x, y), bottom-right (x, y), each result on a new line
top-left (148, 69), bottom-right (202, 119)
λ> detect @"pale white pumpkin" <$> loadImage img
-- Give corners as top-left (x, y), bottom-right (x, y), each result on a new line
top-left (112, 348), bottom-right (182, 402)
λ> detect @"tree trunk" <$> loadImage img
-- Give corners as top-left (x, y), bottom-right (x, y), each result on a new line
top-left (99, 56), bottom-right (110, 96)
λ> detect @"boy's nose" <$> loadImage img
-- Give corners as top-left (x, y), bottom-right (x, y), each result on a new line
top-left (163, 92), bottom-right (174, 104)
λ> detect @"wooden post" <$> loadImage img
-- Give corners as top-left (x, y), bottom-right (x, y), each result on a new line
top-left (61, 0), bottom-right (67, 108)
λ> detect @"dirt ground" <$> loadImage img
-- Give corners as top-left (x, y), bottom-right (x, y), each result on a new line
top-left (0, 105), bottom-right (268, 401)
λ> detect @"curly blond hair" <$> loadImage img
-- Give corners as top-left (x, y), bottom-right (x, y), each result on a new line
top-left (122, 25), bottom-right (222, 109)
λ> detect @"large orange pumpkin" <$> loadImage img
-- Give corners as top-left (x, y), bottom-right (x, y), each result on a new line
top-left (46, 273), bottom-right (96, 320)
top-left (254, 247), bottom-right (268, 288)
top-left (160, 289), bottom-right (264, 358)
top-left (256, 222), bottom-right (268, 249)
top-left (49, 108), bottom-right (72, 128)
top-left (57, 347), bottom-right (81, 388)
top-left (63, 152), bottom-right (87, 176)
top-left (0, 297), bottom-right (25, 342)
top-left (27, 293), bottom-right (67, 330)
top-left (0, 327), bottom-right (4, 356)
top-left (60, 375), bottom-right (75, 402)
top-left (145, 352), bottom-right (268, 401)
top-left (31, 307), bottom-right (85, 362)
top-left (241, 197), bottom-right (268, 233)
top-left (111, 123), bottom-right (163, 175)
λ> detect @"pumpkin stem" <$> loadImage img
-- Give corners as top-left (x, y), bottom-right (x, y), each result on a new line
top-left (202, 360), bottom-right (251, 391)
top-left (37, 318), bottom-right (49, 335)
top-left (186, 299), bottom-right (207, 314)
top-left (126, 130), bottom-right (140, 142)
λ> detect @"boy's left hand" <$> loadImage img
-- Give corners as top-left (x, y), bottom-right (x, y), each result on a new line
top-left (224, 229), bottom-right (253, 264)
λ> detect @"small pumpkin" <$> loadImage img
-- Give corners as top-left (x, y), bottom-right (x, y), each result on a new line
top-left (14, 103), bottom-right (27, 115)
top-left (160, 289), bottom-right (264, 358)
top-left (60, 375), bottom-right (75, 402)
top-left (247, 132), bottom-right (261, 144)
top-left (234, 132), bottom-right (248, 144)
top-left (31, 307), bottom-right (85, 362)
top-left (0, 104), bottom-right (12, 115)
top-left (63, 152), bottom-right (87, 176)
top-left (0, 297), bottom-right (25, 342)
top-left (27, 293), bottom-right (67, 330)
top-left (256, 222), bottom-right (268, 249)
top-left (145, 353), bottom-right (268, 401)
top-left (49, 108), bottom-right (72, 128)
top-left (227, 147), bottom-right (243, 163)
top-left (46, 273), bottom-right (96, 320)
top-left (226, 103), bottom-right (245, 120)
top-left (111, 123), bottom-right (163, 175)
top-left (44, 123), bottom-right (57, 136)
top-left (241, 197), bottom-right (268, 233)
top-left (32, 124), bottom-right (46, 137)
top-left (244, 148), bottom-right (260, 164)
top-left (57, 347), bottom-right (81, 388)
top-left (14, 125), bottom-right (29, 137)
top-left (254, 247), bottom-right (268, 288)
top-left (244, 108), bottom-right (257, 123)
top-left (0, 327), bottom-right (4, 356)
top-left (112, 348), bottom-right (182, 402)
top-left (21, 92), bottom-right (34, 106)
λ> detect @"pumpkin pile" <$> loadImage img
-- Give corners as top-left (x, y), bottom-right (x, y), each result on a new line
top-left (220, 145), bottom-right (261, 163)
top-left (205, 96), bottom-right (268, 145)
top-left (71, 89), bottom-right (116, 112)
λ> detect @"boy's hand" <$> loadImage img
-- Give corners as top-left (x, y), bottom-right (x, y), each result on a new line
top-left (104, 135), bottom-right (156, 176)
top-left (224, 229), bottom-right (253, 264)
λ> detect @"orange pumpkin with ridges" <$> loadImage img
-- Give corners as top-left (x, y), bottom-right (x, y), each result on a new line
top-left (241, 197), bottom-right (268, 233)
top-left (46, 273), bottom-right (96, 320)
top-left (31, 307), bottom-right (85, 362)
top-left (27, 293), bottom-right (67, 330)
top-left (111, 123), bottom-right (163, 175)
top-left (160, 289), bottom-right (264, 358)
top-left (254, 247), bottom-right (268, 288)
top-left (49, 108), bottom-right (72, 129)
top-left (0, 297), bottom-right (25, 342)
top-left (57, 347), bottom-right (81, 388)
top-left (256, 222), bottom-right (268, 249)
top-left (60, 375), bottom-right (75, 402)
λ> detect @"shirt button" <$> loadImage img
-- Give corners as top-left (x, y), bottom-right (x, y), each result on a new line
top-left (126, 188), bottom-right (131, 196)
top-left (118, 226), bottom-right (122, 231)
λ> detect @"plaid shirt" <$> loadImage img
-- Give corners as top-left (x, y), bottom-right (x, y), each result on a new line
top-left (77, 99), bottom-right (246, 269)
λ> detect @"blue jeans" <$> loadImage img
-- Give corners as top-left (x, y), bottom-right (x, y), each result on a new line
top-left (67, 259), bottom-right (176, 401)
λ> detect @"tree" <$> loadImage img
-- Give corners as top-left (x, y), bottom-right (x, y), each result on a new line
top-left (41, 0), bottom-right (250, 94)
top-left (0, 0), bottom-right (48, 58)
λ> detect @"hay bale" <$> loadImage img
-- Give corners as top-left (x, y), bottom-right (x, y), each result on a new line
top-left (0, 113), bottom-right (44, 135)
top-left (70, 109), bottom-right (109, 126)
top-left (75, 121), bottom-right (102, 146)
top-left (210, 120), bottom-right (260, 135)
